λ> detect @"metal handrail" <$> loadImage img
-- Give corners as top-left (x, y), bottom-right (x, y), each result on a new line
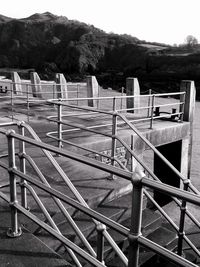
top-left (43, 98), bottom-right (200, 260)
top-left (2, 159), bottom-right (200, 266)
top-left (16, 122), bottom-right (128, 264)
top-left (23, 153), bottom-right (96, 256)
top-left (118, 113), bottom-right (199, 194)
top-left (1, 124), bottom-right (200, 266)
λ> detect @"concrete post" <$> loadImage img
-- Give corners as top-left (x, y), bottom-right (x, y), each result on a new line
top-left (30, 72), bottom-right (43, 98)
top-left (180, 80), bottom-right (196, 179)
top-left (126, 77), bottom-right (140, 113)
top-left (180, 80), bottom-right (196, 122)
top-left (86, 76), bottom-right (99, 107)
top-left (55, 73), bottom-right (68, 99)
top-left (11, 72), bottom-right (23, 95)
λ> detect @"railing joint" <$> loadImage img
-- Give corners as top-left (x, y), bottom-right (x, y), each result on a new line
top-left (6, 129), bottom-right (15, 137)
top-left (9, 200), bottom-right (18, 207)
top-left (131, 167), bottom-right (146, 187)
top-left (128, 233), bottom-right (142, 244)
top-left (18, 152), bottom-right (26, 159)
top-left (8, 166), bottom-right (17, 174)
top-left (17, 121), bottom-right (25, 127)
top-left (183, 179), bottom-right (190, 185)
top-left (96, 223), bottom-right (106, 232)
top-left (178, 231), bottom-right (185, 237)
top-left (180, 206), bottom-right (187, 212)
top-left (7, 226), bottom-right (22, 238)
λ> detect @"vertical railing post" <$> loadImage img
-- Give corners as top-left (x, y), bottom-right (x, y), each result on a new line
top-left (26, 84), bottom-right (30, 121)
top-left (131, 135), bottom-right (135, 172)
top-left (177, 180), bottom-right (189, 256)
top-left (18, 122), bottom-right (28, 209)
top-left (11, 82), bottom-right (14, 121)
top-left (128, 170), bottom-right (144, 267)
top-left (57, 99), bottom-right (63, 150)
top-left (96, 223), bottom-right (106, 264)
top-left (109, 97), bottom-right (117, 180)
top-left (179, 92), bottom-right (186, 123)
top-left (120, 86), bottom-right (124, 112)
top-left (77, 84), bottom-right (79, 105)
top-left (147, 89), bottom-right (152, 117)
top-left (149, 94), bottom-right (155, 129)
top-left (6, 130), bottom-right (22, 237)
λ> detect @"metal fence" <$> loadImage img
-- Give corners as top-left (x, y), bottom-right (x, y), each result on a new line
top-left (0, 121), bottom-right (199, 266)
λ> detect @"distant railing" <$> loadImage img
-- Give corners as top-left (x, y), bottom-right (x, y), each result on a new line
top-left (0, 122), bottom-right (199, 266)
top-left (46, 92), bottom-right (185, 179)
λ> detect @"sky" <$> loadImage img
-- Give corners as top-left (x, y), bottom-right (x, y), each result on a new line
top-left (1, 0), bottom-right (200, 45)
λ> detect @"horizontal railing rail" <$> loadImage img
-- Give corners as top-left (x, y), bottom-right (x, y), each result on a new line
top-left (0, 130), bottom-right (199, 267)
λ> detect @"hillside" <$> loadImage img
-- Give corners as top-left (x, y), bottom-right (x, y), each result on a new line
top-left (0, 12), bottom-right (200, 97)
top-left (0, 12), bottom-right (167, 76)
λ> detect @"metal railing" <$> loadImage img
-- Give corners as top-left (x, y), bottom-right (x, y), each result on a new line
top-left (46, 92), bottom-right (185, 177)
top-left (0, 79), bottom-right (185, 123)
top-left (0, 123), bottom-right (199, 266)
top-left (43, 95), bottom-right (200, 260)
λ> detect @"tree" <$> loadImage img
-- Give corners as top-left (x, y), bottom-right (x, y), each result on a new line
top-left (185, 35), bottom-right (198, 47)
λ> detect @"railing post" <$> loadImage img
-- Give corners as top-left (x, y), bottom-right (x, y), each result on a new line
top-left (77, 84), bottom-right (79, 105)
top-left (131, 135), bottom-right (135, 172)
top-left (57, 99), bottom-right (63, 150)
top-left (18, 122), bottom-right (28, 209)
top-left (6, 130), bottom-right (22, 237)
top-left (11, 82), bottom-right (14, 121)
top-left (177, 180), bottom-right (189, 256)
top-left (120, 86), bottom-right (125, 112)
top-left (26, 84), bottom-right (30, 121)
top-left (109, 97), bottom-right (117, 180)
top-left (149, 94), bottom-right (155, 129)
top-left (147, 89), bottom-right (152, 118)
top-left (96, 223), bottom-right (106, 264)
top-left (179, 92), bottom-right (186, 123)
top-left (128, 169), bottom-right (144, 267)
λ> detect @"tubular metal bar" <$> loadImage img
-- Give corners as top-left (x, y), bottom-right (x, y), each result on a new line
top-left (138, 236), bottom-right (197, 267)
top-left (118, 113), bottom-right (200, 195)
top-left (7, 130), bottom-right (22, 237)
top-left (154, 92), bottom-right (186, 97)
top-left (57, 100), bottom-right (63, 149)
top-left (12, 169), bottom-right (130, 237)
top-left (144, 190), bottom-right (200, 259)
top-left (22, 127), bottom-right (200, 243)
top-left (150, 94), bottom-right (155, 129)
top-left (128, 177), bottom-right (143, 267)
top-left (18, 123), bottom-right (128, 265)
top-left (180, 91), bottom-right (186, 122)
top-left (177, 182), bottom-right (189, 256)
top-left (141, 177), bottom-right (200, 206)
top-left (102, 230), bottom-right (128, 265)
top-left (48, 117), bottom-right (113, 137)
top-left (152, 112), bottom-right (183, 120)
top-left (45, 134), bottom-right (129, 171)
top-left (110, 99), bottom-right (117, 179)
top-left (144, 189), bottom-right (179, 232)
top-left (3, 128), bottom-right (132, 181)
top-left (153, 101), bottom-right (185, 108)
top-left (11, 202), bottom-right (105, 267)
top-left (13, 167), bottom-right (130, 264)
top-left (0, 122), bottom-right (17, 127)
top-left (96, 223), bottom-right (106, 263)
top-left (48, 91), bottom-right (184, 102)
top-left (25, 184), bottom-right (83, 267)
top-left (24, 153), bottom-right (96, 257)
top-left (18, 124), bottom-right (28, 209)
